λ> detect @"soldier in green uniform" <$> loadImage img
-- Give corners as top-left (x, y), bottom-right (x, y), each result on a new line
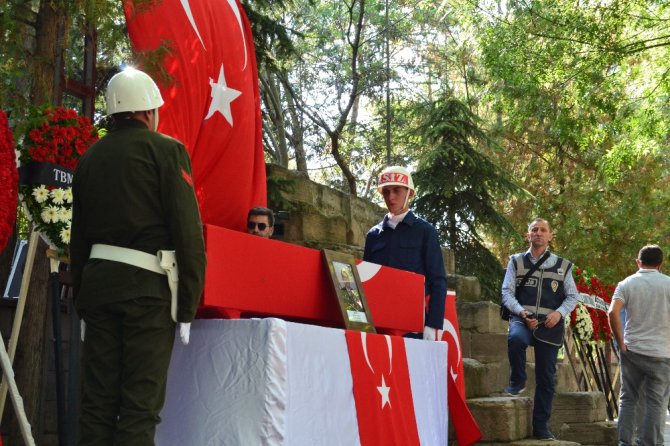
top-left (70, 68), bottom-right (206, 446)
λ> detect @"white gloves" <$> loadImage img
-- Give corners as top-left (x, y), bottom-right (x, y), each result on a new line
top-left (179, 323), bottom-right (191, 345)
top-left (423, 326), bottom-right (444, 341)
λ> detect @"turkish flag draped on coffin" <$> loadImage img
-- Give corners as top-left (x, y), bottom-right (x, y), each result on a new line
top-left (124, 0), bottom-right (266, 231)
top-left (345, 331), bottom-right (421, 446)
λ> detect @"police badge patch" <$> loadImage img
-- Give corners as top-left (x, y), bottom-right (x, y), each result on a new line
top-left (551, 280), bottom-right (559, 292)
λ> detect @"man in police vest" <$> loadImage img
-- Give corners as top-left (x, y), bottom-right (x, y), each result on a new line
top-left (363, 166), bottom-right (447, 341)
top-left (501, 218), bottom-right (579, 440)
top-left (71, 68), bottom-right (206, 446)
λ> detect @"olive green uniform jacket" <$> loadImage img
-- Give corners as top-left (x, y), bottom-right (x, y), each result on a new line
top-left (71, 119), bottom-right (206, 322)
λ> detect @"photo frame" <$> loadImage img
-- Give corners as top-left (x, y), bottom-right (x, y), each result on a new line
top-left (322, 249), bottom-right (375, 333)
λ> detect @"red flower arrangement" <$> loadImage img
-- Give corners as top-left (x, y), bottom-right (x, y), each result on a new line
top-left (0, 110), bottom-right (18, 253)
top-left (17, 106), bottom-right (98, 254)
top-left (571, 267), bottom-right (614, 344)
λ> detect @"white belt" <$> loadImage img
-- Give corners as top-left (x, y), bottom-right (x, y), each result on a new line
top-left (89, 244), bottom-right (179, 322)
top-left (90, 244), bottom-right (164, 275)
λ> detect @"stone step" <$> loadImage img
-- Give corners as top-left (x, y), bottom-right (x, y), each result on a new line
top-left (463, 327), bottom-right (577, 366)
top-left (467, 396), bottom-right (533, 441)
top-left (462, 332), bottom-right (509, 363)
top-left (463, 358), bottom-right (509, 398)
top-left (457, 301), bottom-right (509, 335)
top-left (550, 392), bottom-right (608, 432)
top-left (480, 440), bottom-right (580, 446)
top-left (555, 420), bottom-right (618, 445)
top-left (468, 394), bottom-right (613, 444)
top-left (465, 358), bottom-right (577, 398)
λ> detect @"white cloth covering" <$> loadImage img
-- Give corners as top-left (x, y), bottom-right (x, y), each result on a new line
top-left (156, 319), bottom-right (448, 446)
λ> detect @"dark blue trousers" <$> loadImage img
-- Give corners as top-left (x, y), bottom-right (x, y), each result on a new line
top-left (508, 316), bottom-right (559, 431)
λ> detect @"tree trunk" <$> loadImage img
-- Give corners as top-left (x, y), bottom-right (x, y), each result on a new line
top-left (31, 1), bottom-right (67, 106)
top-left (260, 73), bottom-right (289, 167)
top-left (5, 2), bottom-right (69, 443)
top-left (5, 237), bottom-right (50, 446)
top-left (286, 93), bottom-right (307, 174)
top-left (330, 135), bottom-right (357, 195)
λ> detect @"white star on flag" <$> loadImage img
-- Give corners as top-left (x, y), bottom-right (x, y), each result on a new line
top-left (377, 374), bottom-right (391, 409)
top-left (205, 64), bottom-right (242, 125)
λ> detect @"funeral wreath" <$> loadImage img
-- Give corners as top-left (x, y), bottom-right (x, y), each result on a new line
top-left (17, 106), bottom-right (98, 254)
top-left (0, 110), bottom-right (18, 252)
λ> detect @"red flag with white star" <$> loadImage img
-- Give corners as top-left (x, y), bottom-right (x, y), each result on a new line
top-left (345, 331), bottom-right (420, 446)
top-left (124, 0), bottom-right (266, 231)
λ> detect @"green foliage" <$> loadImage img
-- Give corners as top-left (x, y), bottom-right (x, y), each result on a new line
top-left (266, 175), bottom-right (297, 212)
top-left (5, 0), bottom-right (670, 288)
top-left (460, 0), bottom-right (670, 283)
top-left (407, 96), bottom-right (526, 299)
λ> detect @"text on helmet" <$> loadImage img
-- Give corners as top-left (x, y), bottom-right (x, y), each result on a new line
top-left (380, 172), bottom-right (409, 186)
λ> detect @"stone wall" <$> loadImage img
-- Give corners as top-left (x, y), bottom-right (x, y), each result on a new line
top-left (266, 164), bottom-right (462, 282)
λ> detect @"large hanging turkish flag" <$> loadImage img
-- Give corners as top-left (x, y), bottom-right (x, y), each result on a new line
top-left (124, 0), bottom-right (266, 231)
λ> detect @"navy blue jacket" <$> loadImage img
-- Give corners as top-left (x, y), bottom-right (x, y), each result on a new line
top-left (363, 211), bottom-right (447, 328)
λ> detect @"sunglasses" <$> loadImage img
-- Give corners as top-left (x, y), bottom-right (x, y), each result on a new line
top-left (247, 222), bottom-right (269, 231)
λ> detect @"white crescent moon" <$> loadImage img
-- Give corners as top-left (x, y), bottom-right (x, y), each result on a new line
top-left (360, 332), bottom-right (393, 375)
top-left (361, 332), bottom-right (373, 372)
top-left (179, 0), bottom-right (249, 70)
top-left (226, 0), bottom-right (249, 70)
top-left (357, 261), bottom-right (382, 282)
top-left (441, 318), bottom-right (462, 381)
top-left (180, 0), bottom-right (206, 50)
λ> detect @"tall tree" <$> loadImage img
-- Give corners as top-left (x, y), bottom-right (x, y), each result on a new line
top-left (463, 0), bottom-right (670, 282)
top-left (408, 96), bottom-right (526, 298)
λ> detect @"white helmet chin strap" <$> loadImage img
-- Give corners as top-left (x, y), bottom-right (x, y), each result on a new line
top-left (153, 108), bottom-right (160, 132)
top-left (401, 189), bottom-right (412, 211)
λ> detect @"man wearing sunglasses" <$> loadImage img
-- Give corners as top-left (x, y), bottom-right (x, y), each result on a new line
top-left (247, 206), bottom-right (275, 239)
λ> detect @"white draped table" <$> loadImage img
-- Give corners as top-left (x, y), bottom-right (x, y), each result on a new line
top-left (156, 319), bottom-right (448, 445)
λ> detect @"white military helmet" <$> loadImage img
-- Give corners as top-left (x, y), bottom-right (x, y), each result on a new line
top-left (377, 166), bottom-right (415, 193)
top-left (105, 67), bottom-right (164, 115)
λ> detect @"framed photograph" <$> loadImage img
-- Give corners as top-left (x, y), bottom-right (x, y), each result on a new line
top-left (322, 249), bottom-right (375, 333)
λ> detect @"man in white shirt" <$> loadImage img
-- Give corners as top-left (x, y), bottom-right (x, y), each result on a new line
top-left (608, 244), bottom-right (670, 445)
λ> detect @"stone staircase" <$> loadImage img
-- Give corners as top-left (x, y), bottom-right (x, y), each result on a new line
top-left (458, 301), bottom-right (618, 444)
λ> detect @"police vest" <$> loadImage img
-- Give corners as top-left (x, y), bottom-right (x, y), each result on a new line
top-left (514, 253), bottom-right (572, 346)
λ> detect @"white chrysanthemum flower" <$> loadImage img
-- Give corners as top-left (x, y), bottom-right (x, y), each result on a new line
top-left (41, 206), bottom-right (59, 223)
top-left (50, 188), bottom-right (66, 204)
top-left (572, 303), bottom-right (593, 342)
top-left (63, 187), bottom-right (73, 203)
top-left (60, 227), bottom-right (71, 244)
top-left (57, 207), bottom-right (71, 223)
top-left (32, 185), bottom-right (49, 203)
